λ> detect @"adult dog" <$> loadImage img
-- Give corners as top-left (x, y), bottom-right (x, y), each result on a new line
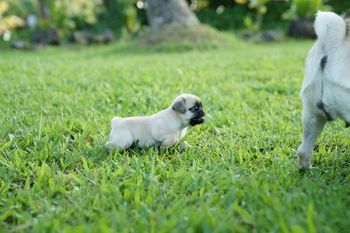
top-left (298, 11), bottom-right (350, 169)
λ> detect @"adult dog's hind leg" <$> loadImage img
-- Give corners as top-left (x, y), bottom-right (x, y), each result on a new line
top-left (298, 107), bottom-right (327, 169)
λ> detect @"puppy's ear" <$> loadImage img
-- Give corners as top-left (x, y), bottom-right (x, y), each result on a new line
top-left (172, 97), bottom-right (186, 113)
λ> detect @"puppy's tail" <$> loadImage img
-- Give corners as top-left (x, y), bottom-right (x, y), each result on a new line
top-left (314, 11), bottom-right (347, 52)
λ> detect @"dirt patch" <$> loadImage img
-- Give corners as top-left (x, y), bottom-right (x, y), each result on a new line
top-left (138, 24), bottom-right (230, 50)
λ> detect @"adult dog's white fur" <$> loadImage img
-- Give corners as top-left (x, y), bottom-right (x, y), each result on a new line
top-left (298, 11), bottom-right (350, 169)
top-left (106, 94), bottom-right (205, 150)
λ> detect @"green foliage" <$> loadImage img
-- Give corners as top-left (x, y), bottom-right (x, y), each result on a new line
top-left (327, 0), bottom-right (349, 14)
top-left (1, 40), bottom-right (350, 232)
top-left (233, 0), bottom-right (274, 32)
top-left (4, 0), bottom-right (104, 39)
top-left (0, 1), bottom-right (25, 40)
top-left (196, 1), bottom-right (290, 32)
top-left (243, 15), bottom-right (259, 32)
top-left (5, 0), bottom-right (38, 17)
top-left (123, 5), bottom-right (140, 33)
top-left (40, 0), bottom-right (103, 36)
top-left (96, 0), bottom-right (140, 36)
top-left (2, 0), bottom-right (349, 41)
top-left (196, 7), bottom-right (249, 31)
top-left (283, 0), bottom-right (332, 20)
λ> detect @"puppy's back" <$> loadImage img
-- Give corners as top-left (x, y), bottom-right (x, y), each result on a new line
top-left (111, 117), bottom-right (122, 126)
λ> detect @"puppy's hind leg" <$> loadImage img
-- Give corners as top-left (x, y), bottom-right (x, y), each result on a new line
top-left (107, 129), bottom-right (134, 151)
top-left (298, 108), bottom-right (327, 169)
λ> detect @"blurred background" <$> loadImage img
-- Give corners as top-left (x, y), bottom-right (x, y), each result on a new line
top-left (0, 0), bottom-right (349, 49)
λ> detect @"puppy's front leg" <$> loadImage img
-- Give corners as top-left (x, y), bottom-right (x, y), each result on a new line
top-left (298, 108), bottom-right (327, 169)
top-left (179, 128), bottom-right (188, 139)
top-left (160, 136), bottom-right (178, 150)
top-left (178, 141), bottom-right (190, 152)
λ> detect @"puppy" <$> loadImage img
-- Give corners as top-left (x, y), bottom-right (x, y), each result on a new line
top-left (298, 11), bottom-right (350, 169)
top-left (106, 94), bottom-right (205, 150)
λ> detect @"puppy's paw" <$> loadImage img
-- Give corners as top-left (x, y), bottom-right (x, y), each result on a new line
top-left (178, 141), bottom-right (190, 153)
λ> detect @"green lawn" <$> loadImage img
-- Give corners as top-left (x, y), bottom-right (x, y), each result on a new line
top-left (0, 39), bottom-right (349, 233)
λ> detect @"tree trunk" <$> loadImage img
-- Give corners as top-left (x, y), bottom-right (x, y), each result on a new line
top-left (145, 0), bottom-right (199, 30)
top-left (38, 0), bottom-right (49, 20)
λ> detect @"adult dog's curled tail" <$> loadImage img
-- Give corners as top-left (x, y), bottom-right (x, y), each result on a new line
top-left (314, 11), bottom-right (347, 52)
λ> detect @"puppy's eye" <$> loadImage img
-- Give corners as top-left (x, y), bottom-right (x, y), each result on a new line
top-left (190, 105), bottom-right (199, 111)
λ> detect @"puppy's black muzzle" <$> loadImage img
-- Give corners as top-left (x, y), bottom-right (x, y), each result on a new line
top-left (189, 109), bottom-right (205, 126)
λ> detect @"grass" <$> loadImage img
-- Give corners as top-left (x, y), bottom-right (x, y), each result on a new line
top-left (0, 37), bottom-right (349, 233)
